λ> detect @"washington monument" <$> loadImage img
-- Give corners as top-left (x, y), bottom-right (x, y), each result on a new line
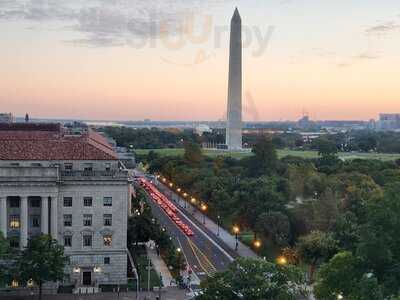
top-left (226, 7), bottom-right (243, 150)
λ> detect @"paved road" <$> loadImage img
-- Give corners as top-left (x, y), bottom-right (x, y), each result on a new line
top-left (144, 186), bottom-right (234, 282)
top-left (155, 182), bottom-right (256, 259)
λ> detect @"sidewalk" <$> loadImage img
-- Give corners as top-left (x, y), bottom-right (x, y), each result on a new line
top-left (146, 242), bottom-right (175, 287)
top-left (0, 288), bottom-right (192, 300)
top-left (155, 181), bottom-right (257, 259)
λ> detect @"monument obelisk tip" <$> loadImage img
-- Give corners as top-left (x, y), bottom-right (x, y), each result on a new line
top-left (233, 7), bottom-right (241, 19)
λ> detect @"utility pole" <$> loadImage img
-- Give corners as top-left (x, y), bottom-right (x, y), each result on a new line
top-left (136, 274), bottom-right (140, 300)
top-left (159, 272), bottom-right (162, 300)
top-left (147, 257), bottom-right (151, 299)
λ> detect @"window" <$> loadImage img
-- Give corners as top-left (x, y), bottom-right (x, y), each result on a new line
top-left (83, 197), bottom-right (92, 207)
top-left (30, 198), bottom-right (41, 208)
top-left (83, 214), bottom-right (92, 227)
top-left (9, 237), bottom-right (19, 248)
top-left (83, 235), bottom-right (92, 247)
top-left (64, 236), bottom-right (72, 247)
top-left (103, 197), bottom-right (112, 207)
top-left (9, 198), bottom-right (19, 208)
top-left (9, 215), bottom-right (20, 229)
top-left (11, 280), bottom-right (19, 287)
top-left (105, 163), bottom-right (111, 172)
top-left (104, 257), bottom-right (110, 265)
top-left (63, 214), bottom-right (72, 227)
top-left (10, 163), bottom-right (19, 167)
top-left (103, 235), bottom-right (112, 246)
top-left (83, 163), bottom-right (93, 172)
top-left (64, 163), bottom-right (73, 171)
top-left (31, 163), bottom-right (42, 167)
top-left (63, 197), bottom-right (72, 207)
top-left (31, 215), bottom-right (40, 228)
top-left (103, 214), bottom-right (112, 226)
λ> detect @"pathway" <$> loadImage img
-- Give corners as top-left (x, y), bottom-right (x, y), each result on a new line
top-left (146, 241), bottom-right (175, 287)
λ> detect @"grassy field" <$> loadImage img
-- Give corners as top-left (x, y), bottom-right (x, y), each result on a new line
top-left (134, 148), bottom-right (400, 161)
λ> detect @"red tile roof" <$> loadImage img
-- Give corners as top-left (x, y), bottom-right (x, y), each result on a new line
top-left (0, 124), bottom-right (118, 161)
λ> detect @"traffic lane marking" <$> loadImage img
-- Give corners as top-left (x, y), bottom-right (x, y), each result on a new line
top-left (155, 181), bottom-right (235, 262)
top-left (188, 238), bottom-right (217, 273)
top-left (147, 197), bottom-right (208, 280)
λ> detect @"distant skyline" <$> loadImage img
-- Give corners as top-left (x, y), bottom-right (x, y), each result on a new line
top-left (1, 1), bottom-right (400, 121)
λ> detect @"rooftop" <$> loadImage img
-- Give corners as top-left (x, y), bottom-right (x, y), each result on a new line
top-left (0, 123), bottom-right (118, 161)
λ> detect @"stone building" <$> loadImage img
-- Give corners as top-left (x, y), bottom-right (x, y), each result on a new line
top-left (0, 123), bottom-right (133, 288)
top-left (0, 113), bottom-right (15, 123)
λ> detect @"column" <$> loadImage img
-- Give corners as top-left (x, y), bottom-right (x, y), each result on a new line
top-left (41, 197), bottom-right (49, 235)
top-left (0, 197), bottom-right (7, 238)
top-left (50, 196), bottom-right (58, 240)
top-left (20, 196), bottom-right (28, 249)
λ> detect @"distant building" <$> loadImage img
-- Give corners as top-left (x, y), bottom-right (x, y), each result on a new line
top-left (195, 124), bottom-right (212, 136)
top-left (367, 119), bottom-right (376, 130)
top-left (377, 114), bottom-right (400, 131)
top-left (298, 115), bottom-right (312, 129)
top-left (0, 113), bottom-right (15, 123)
top-left (0, 123), bottom-right (133, 291)
top-left (299, 132), bottom-right (328, 143)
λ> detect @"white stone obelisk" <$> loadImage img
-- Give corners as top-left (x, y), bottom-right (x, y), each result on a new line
top-left (226, 7), bottom-right (242, 150)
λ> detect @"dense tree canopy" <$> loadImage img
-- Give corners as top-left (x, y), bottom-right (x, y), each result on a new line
top-left (199, 258), bottom-right (307, 300)
top-left (138, 135), bottom-right (400, 298)
top-left (0, 232), bottom-right (11, 286)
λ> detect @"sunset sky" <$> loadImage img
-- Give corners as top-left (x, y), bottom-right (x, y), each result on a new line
top-left (1, 0), bottom-right (400, 121)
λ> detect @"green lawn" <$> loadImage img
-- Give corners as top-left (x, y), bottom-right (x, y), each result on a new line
top-left (130, 246), bottom-right (162, 290)
top-left (134, 148), bottom-right (400, 161)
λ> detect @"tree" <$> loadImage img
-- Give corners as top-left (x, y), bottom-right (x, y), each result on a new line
top-left (183, 141), bottom-right (203, 165)
top-left (233, 177), bottom-right (287, 229)
top-left (355, 183), bottom-right (400, 294)
top-left (296, 231), bottom-right (339, 282)
top-left (128, 188), bottom-right (156, 246)
top-left (256, 211), bottom-right (291, 246)
top-left (357, 134), bottom-right (377, 152)
top-left (0, 232), bottom-right (8, 258)
top-left (199, 258), bottom-right (307, 300)
top-left (0, 232), bottom-right (11, 286)
top-left (243, 137), bottom-right (278, 176)
top-left (314, 251), bottom-right (383, 300)
top-left (332, 212), bottom-right (360, 251)
top-left (314, 138), bottom-right (338, 158)
top-left (127, 214), bottom-right (155, 246)
top-left (335, 172), bottom-right (382, 222)
top-left (314, 138), bottom-right (339, 171)
top-left (17, 235), bottom-right (68, 300)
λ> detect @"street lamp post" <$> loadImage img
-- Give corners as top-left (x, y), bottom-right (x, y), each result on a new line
top-left (191, 198), bottom-right (196, 215)
top-left (233, 226), bottom-right (240, 251)
top-left (235, 232), bottom-right (238, 251)
top-left (253, 239), bottom-right (262, 254)
top-left (184, 194), bottom-right (187, 209)
top-left (201, 204), bottom-right (207, 224)
top-left (217, 215), bottom-right (220, 236)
